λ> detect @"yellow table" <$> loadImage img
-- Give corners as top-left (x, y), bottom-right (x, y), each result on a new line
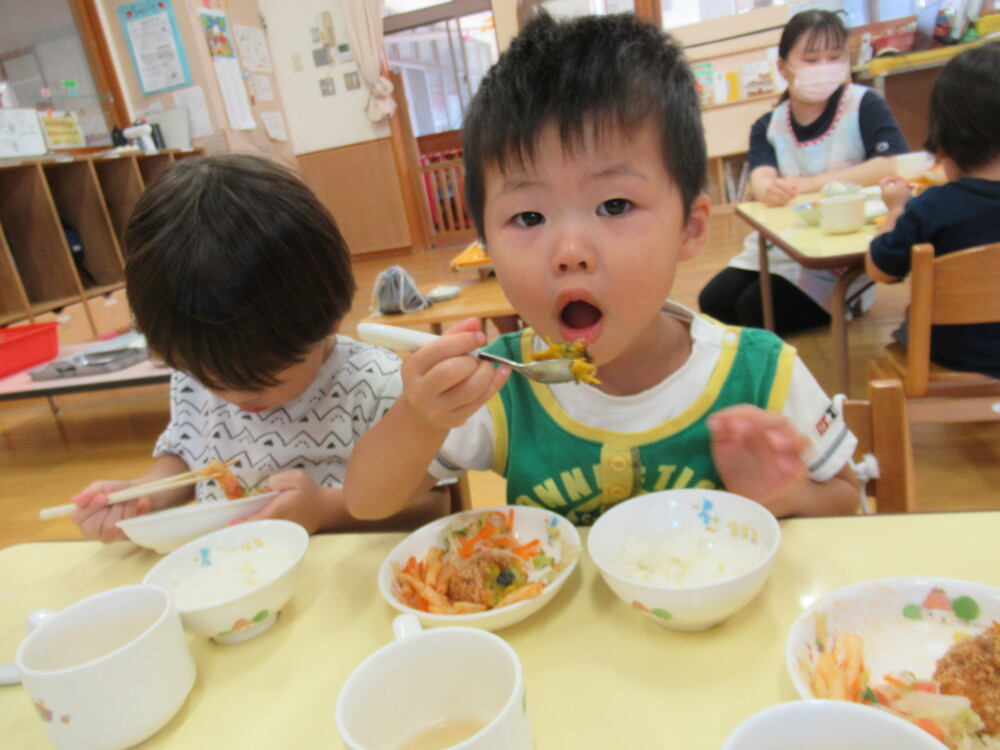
top-left (736, 196), bottom-right (877, 395)
top-left (2, 512), bottom-right (999, 748)
top-left (359, 276), bottom-right (516, 335)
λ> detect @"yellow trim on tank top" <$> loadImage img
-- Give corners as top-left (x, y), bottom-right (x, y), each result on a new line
top-left (766, 343), bottom-right (796, 412)
top-left (487, 393), bottom-right (509, 475)
top-left (515, 323), bottom-right (743, 447)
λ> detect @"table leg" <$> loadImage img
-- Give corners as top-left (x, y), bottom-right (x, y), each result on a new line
top-left (758, 233), bottom-right (775, 331)
top-left (830, 266), bottom-right (865, 397)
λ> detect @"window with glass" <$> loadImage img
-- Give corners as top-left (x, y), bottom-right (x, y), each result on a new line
top-left (383, 1), bottom-right (499, 137)
top-left (1, 0), bottom-right (122, 149)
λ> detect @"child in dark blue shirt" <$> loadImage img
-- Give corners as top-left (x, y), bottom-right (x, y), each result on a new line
top-left (866, 42), bottom-right (1000, 379)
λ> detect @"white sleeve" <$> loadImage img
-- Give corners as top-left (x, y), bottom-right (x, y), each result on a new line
top-left (428, 404), bottom-right (496, 479)
top-left (783, 357), bottom-right (857, 482)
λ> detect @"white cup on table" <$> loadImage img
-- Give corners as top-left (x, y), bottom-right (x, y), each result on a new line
top-left (336, 614), bottom-right (533, 750)
top-left (895, 150), bottom-right (935, 180)
top-left (820, 194), bottom-right (866, 235)
top-left (14, 584), bottom-right (196, 750)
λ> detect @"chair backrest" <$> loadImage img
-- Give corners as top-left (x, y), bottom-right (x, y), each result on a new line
top-left (906, 242), bottom-right (1000, 394)
top-left (842, 379), bottom-right (915, 513)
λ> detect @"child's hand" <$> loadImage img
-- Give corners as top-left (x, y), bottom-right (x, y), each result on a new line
top-left (879, 176), bottom-right (912, 211)
top-left (71, 480), bottom-right (152, 543)
top-left (759, 177), bottom-right (800, 207)
top-left (239, 470), bottom-right (333, 534)
top-left (401, 317), bottom-right (510, 429)
top-left (708, 405), bottom-right (811, 517)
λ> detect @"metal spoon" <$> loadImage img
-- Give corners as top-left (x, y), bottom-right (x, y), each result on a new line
top-left (356, 323), bottom-right (581, 384)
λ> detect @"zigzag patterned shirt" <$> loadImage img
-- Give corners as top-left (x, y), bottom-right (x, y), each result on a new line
top-left (153, 336), bottom-right (402, 502)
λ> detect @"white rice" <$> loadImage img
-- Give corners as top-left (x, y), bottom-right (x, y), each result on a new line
top-left (611, 526), bottom-right (766, 587)
top-left (168, 538), bottom-right (299, 609)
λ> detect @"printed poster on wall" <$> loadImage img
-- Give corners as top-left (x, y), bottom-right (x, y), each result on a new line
top-left (39, 112), bottom-right (86, 148)
top-left (198, 8), bottom-right (255, 131)
top-left (233, 24), bottom-right (273, 73)
top-left (117, 0), bottom-right (192, 95)
top-left (0, 108), bottom-right (48, 158)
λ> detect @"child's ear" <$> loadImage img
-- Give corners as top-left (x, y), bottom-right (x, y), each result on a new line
top-left (678, 192), bottom-right (711, 262)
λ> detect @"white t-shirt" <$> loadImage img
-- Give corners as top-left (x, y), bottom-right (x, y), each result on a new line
top-left (431, 302), bottom-right (855, 483)
top-left (154, 335), bottom-right (402, 502)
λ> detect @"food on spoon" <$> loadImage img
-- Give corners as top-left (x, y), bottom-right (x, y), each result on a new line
top-left (391, 509), bottom-right (571, 615)
top-left (810, 624), bottom-right (1000, 749)
top-left (532, 337), bottom-right (600, 384)
top-left (198, 459), bottom-right (247, 500)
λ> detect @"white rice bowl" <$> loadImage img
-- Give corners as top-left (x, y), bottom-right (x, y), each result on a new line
top-left (144, 519), bottom-right (308, 644)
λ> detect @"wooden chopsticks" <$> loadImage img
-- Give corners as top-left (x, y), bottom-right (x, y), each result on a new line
top-left (38, 462), bottom-right (236, 520)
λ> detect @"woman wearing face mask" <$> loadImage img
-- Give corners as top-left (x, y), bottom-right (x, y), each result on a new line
top-left (699, 9), bottom-right (909, 335)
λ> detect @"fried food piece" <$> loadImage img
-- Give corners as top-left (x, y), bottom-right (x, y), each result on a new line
top-left (933, 624), bottom-right (1000, 734)
top-left (446, 548), bottom-right (526, 607)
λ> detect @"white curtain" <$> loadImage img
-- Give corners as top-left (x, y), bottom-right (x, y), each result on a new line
top-left (342, 0), bottom-right (397, 123)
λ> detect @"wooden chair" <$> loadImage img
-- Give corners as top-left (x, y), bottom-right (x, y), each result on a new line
top-left (842, 379), bottom-right (916, 514)
top-left (869, 242), bottom-right (1000, 425)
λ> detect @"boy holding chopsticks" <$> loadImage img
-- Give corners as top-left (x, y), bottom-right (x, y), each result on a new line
top-left (71, 155), bottom-right (443, 540)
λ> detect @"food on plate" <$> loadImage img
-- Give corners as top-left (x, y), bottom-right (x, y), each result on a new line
top-left (199, 459), bottom-right (247, 500)
top-left (391, 510), bottom-right (570, 614)
top-left (810, 622), bottom-right (1000, 749)
top-left (167, 536), bottom-right (300, 608)
top-left (934, 623), bottom-right (1000, 735)
top-left (611, 526), bottom-right (768, 587)
top-left (532, 337), bottom-right (600, 384)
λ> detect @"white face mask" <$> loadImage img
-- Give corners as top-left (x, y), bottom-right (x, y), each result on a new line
top-left (788, 61), bottom-right (847, 103)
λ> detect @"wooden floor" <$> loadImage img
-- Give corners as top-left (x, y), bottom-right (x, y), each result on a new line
top-left (3, 209), bottom-right (998, 548)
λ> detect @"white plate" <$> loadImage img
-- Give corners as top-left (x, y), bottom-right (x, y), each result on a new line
top-left (378, 506), bottom-right (581, 631)
top-left (117, 492), bottom-right (279, 554)
top-left (786, 576), bottom-right (1000, 700)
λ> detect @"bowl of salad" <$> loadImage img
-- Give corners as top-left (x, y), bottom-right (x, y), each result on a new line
top-left (786, 577), bottom-right (1000, 749)
top-left (377, 506), bottom-right (581, 631)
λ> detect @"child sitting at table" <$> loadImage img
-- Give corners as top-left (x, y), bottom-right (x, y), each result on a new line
top-left (71, 154), bottom-right (445, 541)
top-left (344, 13), bottom-right (859, 524)
top-left (866, 42), bottom-right (1000, 379)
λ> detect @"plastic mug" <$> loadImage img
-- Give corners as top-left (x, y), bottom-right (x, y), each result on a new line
top-left (14, 584), bottom-right (196, 750)
top-left (820, 194), bottom-right (866, 235)
top-left (895, 151), bottom-right (935, 180)
top-left (335, 614), bottom-right (533, 750)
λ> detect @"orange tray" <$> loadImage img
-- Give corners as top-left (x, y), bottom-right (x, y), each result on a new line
top-left (450, 241), bottom-right (491, 271)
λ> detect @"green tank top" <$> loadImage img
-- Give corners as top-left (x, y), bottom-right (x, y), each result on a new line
top-left (483, 322), bottom-right (795, 524)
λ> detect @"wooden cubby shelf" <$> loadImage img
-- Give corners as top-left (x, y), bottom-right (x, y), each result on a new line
top-left (0, 149), bottom-right (202, 344)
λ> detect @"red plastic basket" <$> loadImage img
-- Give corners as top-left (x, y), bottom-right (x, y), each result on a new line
top-left (0, 322), bottom-right (60, 378)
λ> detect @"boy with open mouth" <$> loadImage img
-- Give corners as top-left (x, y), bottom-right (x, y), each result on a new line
top-left (345, 13), bottom-right (859, 524)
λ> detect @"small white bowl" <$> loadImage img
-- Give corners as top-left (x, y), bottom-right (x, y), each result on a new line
top-left (378, 506), bottom-right (581, 631)
top-left (722, 700), bottom-right (946, 750)
top-left (117, 492), bottom-right (278, 553)
top-left (144, 519), bottom-right (308, 644)
top-left (587, 490), bottom-right (780, 631)
top-left (792, 201), bottom-right (821, 226)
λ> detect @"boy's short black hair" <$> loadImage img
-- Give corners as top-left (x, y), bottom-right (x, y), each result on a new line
top-left (924, 42), bottom-right (1000, 172)
top-left (124, 154), bottom-right (355, 392)
top-left (462, 12), bottom-right (706, 237)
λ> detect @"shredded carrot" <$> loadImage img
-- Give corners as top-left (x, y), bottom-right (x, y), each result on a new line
top-left (460, 523), bottom-right (497, 557)
top-left (512, 539), bottom-right (541, 560)
top-left (883, 674), bottom-right (907, 689)
top-left (913, 718), bottom-right (945, 742)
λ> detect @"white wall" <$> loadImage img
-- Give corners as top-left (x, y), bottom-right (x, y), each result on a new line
top-left (257, 0), bottom-right (390, 154)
